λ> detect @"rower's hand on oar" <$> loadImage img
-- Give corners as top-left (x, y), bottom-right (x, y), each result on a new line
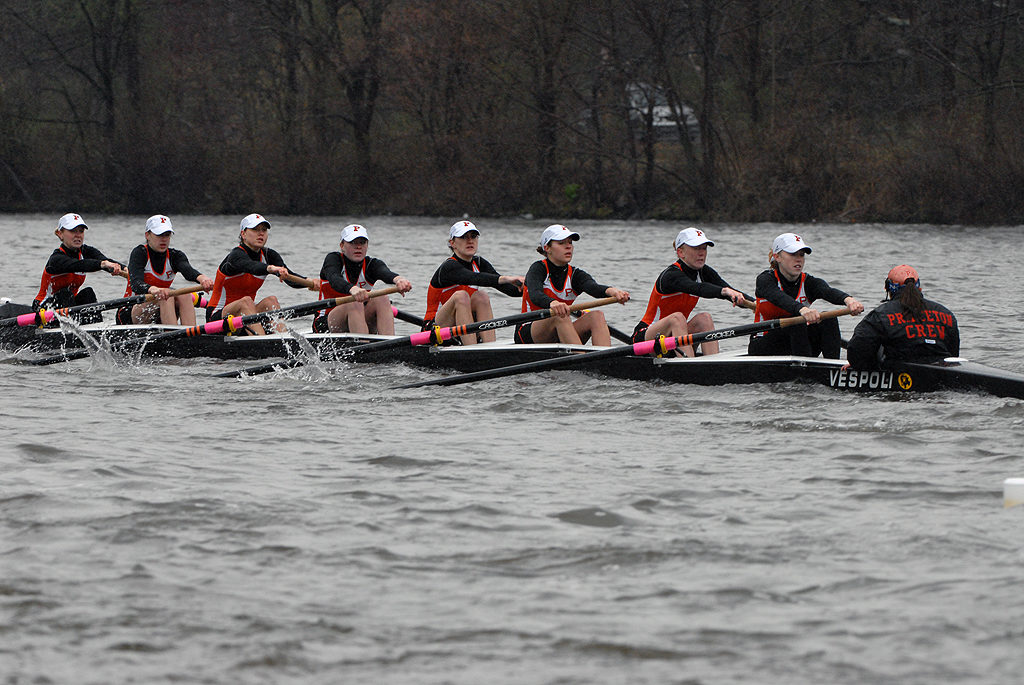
top-left (197, 274), bottom-right (215, 291)
top-left (393, 277), bottom-right (413, 294)
top-left (607, 287), bottom-right (630, 304)
top-left (799, 306), bottom-right (822, 324)
top-left (499, 275), bottom-right (525, 292)
top-left (722, 287), bottom-right (747, 307)
top-left (845, 297), bottom-right (865, 315)
top-left (150, 287), bottom-right (173, 301)
top-left (307, 278), bottom-right (322, 292)
top-left (550, 301), bottom-right (573, 318)
top-left (268, 265), bottom-right (289, 281)
top-left (101, 261), bottom-right (125, 277)
top-left (350, 287), bottom-right (371, 302)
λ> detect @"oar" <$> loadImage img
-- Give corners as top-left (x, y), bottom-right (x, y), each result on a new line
top-left (394, 307), bottom-right (852, 389)
top-left (392, 306), bottom-right (427, 328)
top-left (586, 295), bottom-right (755, 345)
top-left (27, 286), bottom-right (399, 366)
top-left (569, 309), bottom-right (633, 344)
top-left (217, 296), bottom-right (621, 378)
top-left (282, 273), bottom-right (320, 290)
top-left (1, 284), bottom-right (205, 328)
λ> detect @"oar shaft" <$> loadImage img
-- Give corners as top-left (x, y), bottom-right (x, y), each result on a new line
top-left (217, 296), bottom-right (622, 378)
top-left (2, 284), bottom-right (206, 328)
top-left (397, 308), bottom-right (851, 389)
top-left (150, 286), bottom-right (400, 343)
top-left (351, 297), bottom-right (619, 355)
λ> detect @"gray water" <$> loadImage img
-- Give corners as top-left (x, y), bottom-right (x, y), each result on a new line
top-left (2, 214), bottom-right (1022, 684)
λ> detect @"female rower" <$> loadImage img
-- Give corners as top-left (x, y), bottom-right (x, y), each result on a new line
top-left (515, 224), bottom-right (629, 346)
top-left (847, 264), bottom-right (959, 368)
top-left (206, 213), bottom-right (320, 335)
top-left (423, 220), bottom-right (524, 345)
top-left (313, 224), bottom-right (413, 335)
top-left (116, 215), bottom-right (214, 325)
top-left (748, 232), bottom-right (864, 358)
top-left (33, 213), bottom-right (126, 323)
top-left (632, 227), bottom-right (750, 357)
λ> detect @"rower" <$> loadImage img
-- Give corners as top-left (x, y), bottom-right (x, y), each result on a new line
top-left (313, 224), bottom-right (412, 335)
top-left (33, 213), bottom-right (127, 324)
top-left (115, 215), bottom-right (214, 326)
top-left (632, 227), bottom-right (751, 357)
top-left (515, 224), bottom-right (629, 346)
top-left (206, 213), bottom-right (320, 335)
top-left (422, 220), bottom-right (524, 345)
top-left (748, 232), bottom-right (864, 358)
top-left (847, 264), bottom-right (959, 368)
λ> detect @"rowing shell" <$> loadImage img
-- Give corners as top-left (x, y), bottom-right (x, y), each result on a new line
top-left (5, 322), bottom-right (1022, 399)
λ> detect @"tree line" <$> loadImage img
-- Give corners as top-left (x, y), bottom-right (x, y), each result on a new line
top-left (1, 0), bottom-right (1021, 224)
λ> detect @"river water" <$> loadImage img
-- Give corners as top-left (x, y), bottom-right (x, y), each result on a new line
top-left (1, 214), bottom-right (1022, 684)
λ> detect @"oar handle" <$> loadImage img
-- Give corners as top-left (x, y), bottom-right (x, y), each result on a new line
top-left (282, 272), bottom-right (319, 290)
top-left (566, 296), bottom-right (618, 313)
top-left (142, 284), bottom-right (206, 302)
top-left (326, 285), bottom-right (399, 307)
top-left (779, 306), bottom-right (851, 328)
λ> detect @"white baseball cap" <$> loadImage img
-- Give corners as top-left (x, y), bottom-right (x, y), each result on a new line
top-left (146, 215), bottom-right (174, 235)
top-left (240, 213), bottom-right (271, 231)
top-left (57, 213), bottom-right (88, 231)
top-left (772, 232), bottom-right (812, 255)
top-left (674, 227), bottom-right (714, 248)
top-left (341, 224), bottom-right (369, 242)
top-left (539, 224), bottom-right (580, 247)
top-left (449, 220), bottom-right (479, 238)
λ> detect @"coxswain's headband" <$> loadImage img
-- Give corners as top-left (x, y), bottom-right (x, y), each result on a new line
top-left (884, 264), bottom-right (921, 298)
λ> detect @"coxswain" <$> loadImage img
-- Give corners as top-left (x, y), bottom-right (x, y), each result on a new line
top-left (422, 221), bottom-right (524, 345)
top-left (313, 224), bottom-right (413, 334)
top-left (515, 224), bottom-right (629, 345)
top-left (847, 264), bottom-right (959, 368)
top-left (33, 213), bottom-right (127, 323)
top-left (748, 232), bottom-right (864, 358)
top-left (206, 213), bottom-right (320, 335)
top-left (115, 215), bottom-right (214, 325)
top-left (632, 227), bottom-right (751, 356)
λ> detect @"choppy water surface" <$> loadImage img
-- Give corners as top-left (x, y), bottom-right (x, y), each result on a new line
top-left (2, 215), bottom-right (1023, 684)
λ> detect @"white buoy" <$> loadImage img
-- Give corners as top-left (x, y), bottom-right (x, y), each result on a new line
top-left (1004, 478), bottom-right (1024, 508)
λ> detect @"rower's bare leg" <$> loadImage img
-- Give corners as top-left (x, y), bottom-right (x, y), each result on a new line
top-left (327, 301), bottom-right (369, 334)
top-left (174, 294), bottom-right (198, 326)
top-left (131, 302), bottom-right (160, 324)
top-left (434, 291), bottom-right (475, 344)
top-left (529, 316), bottom-right (582, 345)
top-left (364, 296), bottom-right (394, 335)
top-left (157, 298), bottom-right (177, 325)
top-left (574, 310), bottom-right (610, 346)
top-left (469, 291), bottom-right (495, 342)
top-left (644, 312), bottom-right (692, 357)
top-left (686, 312), bottom-right (718, 355)
top-left (250, 296), bottom-right (281, 335)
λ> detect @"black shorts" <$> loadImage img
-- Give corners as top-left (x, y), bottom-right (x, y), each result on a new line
top-left (631, 322), bottom-right (649, 344)
top-left (312, 314), bottom-right (329, 333)
top-left (514, 322), bottom-right (533, 344)
top-left (115, 306), bottom-right (132, 325)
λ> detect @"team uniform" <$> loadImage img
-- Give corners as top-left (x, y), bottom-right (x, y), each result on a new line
top-left (515, 259), bottom-right (612, 344)
top-left (748, 268), bottom-right (851, 358)
top-left (33, 244), bottom-right (124, 323)
top-left (206, 244), bottom-right (307, 320)
top-left (423, 255), bottom-right (521, 327)
top-left (847, 298), bottom-right (959, 368)
top-left (632, 261), bottom-right (742, 343)
top-left (115, 245), bottom-right (204, 324)
top-left (313, 252), bottom-right (402, 333)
